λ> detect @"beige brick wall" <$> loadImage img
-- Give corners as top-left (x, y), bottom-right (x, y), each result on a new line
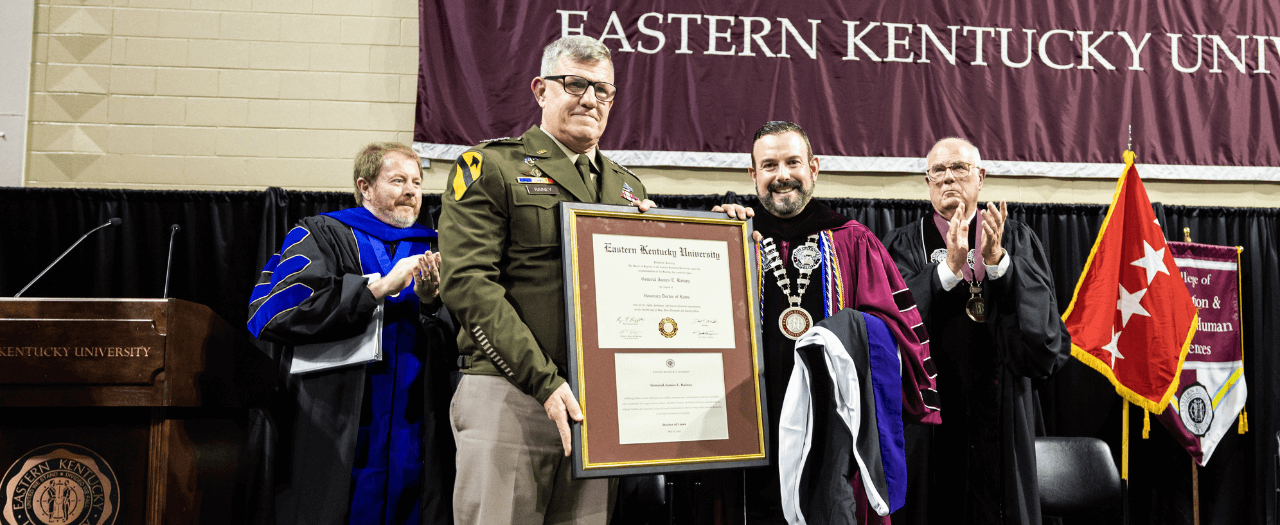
top-left (27, 0), bottom-right (418, 191)
top-left (22, 1), bottom-right (1278, 207)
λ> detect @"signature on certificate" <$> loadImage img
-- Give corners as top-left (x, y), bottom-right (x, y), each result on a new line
top-left (616, 316), bottom-right (644, 326)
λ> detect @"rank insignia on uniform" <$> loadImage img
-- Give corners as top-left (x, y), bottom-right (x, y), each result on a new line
top-left (517, 176), bottom-right (555, 184)
top-left (612, 160), bottom-right (638, 178)
top-left (536, 149), bottom-right (548, 154)
top-left (452, 151), bottom-right (483, 200)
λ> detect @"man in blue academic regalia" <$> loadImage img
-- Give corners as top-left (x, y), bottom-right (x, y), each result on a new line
top-left (248, 142), bottom-right (458, 525)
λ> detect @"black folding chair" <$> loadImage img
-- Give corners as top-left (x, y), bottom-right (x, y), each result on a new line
top-left (1035, 436), bottom-right (1126, 523)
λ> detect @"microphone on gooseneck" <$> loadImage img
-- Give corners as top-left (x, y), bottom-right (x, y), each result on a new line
top-left (15, 217), bottom-right (122, 297)
top-left (163, 224), bottom-right (181, 299)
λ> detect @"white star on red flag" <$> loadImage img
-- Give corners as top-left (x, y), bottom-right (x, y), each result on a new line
top-left (1102, 326), bottom-right (1124, 367)
top-left (1116, 283), bottom-right (1150, 327)
top-left (1064, 153), bottom-right (1197, 412)
top-left (1130, 240), bottom-right (1170, 285)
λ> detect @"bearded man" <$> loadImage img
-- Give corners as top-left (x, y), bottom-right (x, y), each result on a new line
top-left (716, 121), bottom-right (939, 523)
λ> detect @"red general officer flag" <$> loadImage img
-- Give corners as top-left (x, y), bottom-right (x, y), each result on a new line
top-left (1062, 151), bottom-right (1199, 413)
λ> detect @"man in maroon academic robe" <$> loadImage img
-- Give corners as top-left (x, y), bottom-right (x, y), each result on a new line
top-left (715, 121), bottom-right (940, 524)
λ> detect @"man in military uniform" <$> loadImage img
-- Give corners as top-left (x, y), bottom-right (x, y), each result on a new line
top-left (439, 35), bottom-right (654, 524)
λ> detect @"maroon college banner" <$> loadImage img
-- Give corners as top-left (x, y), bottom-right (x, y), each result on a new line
top-left (1159, 242), bottom-right (1247, 466)
top-left (416, 1), bottom-right (1280, 180)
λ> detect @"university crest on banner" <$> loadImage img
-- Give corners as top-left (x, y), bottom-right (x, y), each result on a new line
top-left (1157, 241), bottom-right (1247, 466)
top-left (1062, 151), bottom-right (1198, 412)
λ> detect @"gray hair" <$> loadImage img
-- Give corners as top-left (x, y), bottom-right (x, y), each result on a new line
top-left (540, 35), bottom-right (612, 76)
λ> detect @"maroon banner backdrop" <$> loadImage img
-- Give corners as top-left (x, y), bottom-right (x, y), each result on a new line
top-left (416, 1), bottom-right (1280, 180)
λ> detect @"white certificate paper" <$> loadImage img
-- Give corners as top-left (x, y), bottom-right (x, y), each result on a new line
top-left (593, 233), bottom-right (735, 349)
top-left (615, 353), bottom-right (729, 444)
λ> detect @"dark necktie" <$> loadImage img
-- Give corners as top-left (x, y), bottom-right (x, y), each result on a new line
top-left (575, 154), bottom-right (597, 201)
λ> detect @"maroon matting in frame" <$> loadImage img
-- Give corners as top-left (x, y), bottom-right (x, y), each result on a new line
top-left (561, 203), bottom-right (769, 478)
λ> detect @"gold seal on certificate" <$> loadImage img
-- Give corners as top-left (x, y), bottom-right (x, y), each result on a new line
top-left (658, 317), bottom-right (678, 338)
top-left (778, 306), bottom-right (813, 340)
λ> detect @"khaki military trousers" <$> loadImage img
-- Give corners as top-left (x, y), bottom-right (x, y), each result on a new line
top-left (451, 374), bottom-right (614, 524)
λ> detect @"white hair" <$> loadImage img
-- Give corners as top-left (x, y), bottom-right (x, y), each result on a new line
top-left (540, 35), bottom-right (612, 76)
top-left (929, 137), bottom-right (983, 167)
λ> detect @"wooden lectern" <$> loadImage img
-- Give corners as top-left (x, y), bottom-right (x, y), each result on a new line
top-left (0, 298), bottom-right (264, 525)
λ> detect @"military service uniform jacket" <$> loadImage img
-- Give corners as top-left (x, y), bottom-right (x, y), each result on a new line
top-left (439, 125), bottom-right (648, 403)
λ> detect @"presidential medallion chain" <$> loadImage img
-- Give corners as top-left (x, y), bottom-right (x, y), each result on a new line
top-left (760, 234), bottom-right (821, 340)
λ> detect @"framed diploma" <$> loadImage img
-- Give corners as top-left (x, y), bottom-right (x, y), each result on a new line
top-left (560, 202), bottom-right (768, 478)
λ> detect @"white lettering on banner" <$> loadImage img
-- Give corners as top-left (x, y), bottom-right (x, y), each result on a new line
top-left (1169, 33), bottom-right (1207, 73)
top-left (668, 13), bottom-right (702, 54)
top-left (601, 11), bottom-right (635, 52)
top-left (844, 21), bottom-right (883, 61)
top-left (965, 26), bottom-right (996, 65)
top-left (1253, 36), bottom-right (1271, 73)
top-left (1199, 321), bottom-right (1234, 332)
top-left (1078, 31), bottom-right (1116, 69)
top-left (740, 17), bottom-right (775, 57)
top-left (636, 13), bottom-right (665, 54)
top-left (558, 10), bottom-right (587, 37)
top-left (1209, 35), bottom-right (1248, 73)
top-left (885, 22), bottom-right (915, 62)
top-left (999, 28), bottom-right (1035, 68)
top-left (1118, 31), bottom-right (1152, 70)
top-left (919, 24), bottom-right (960, 65)
top-left (557, 10), bottom-right (1280, 77)
top-left (706, 15), bottom-right (737, 55)
top-left (1039, 29), bottom-right (1075, 69)
top-left (777, 18), bottom-right (820, 59)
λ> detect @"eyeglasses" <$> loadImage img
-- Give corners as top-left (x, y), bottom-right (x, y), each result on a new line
top-left (925, 161), bottom-right (977, 182)
top-left (544, 75), bottom-right (617, 102)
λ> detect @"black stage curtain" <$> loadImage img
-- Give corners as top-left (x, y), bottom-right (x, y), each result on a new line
top-left (1, 187), bottom-right (1276, 525)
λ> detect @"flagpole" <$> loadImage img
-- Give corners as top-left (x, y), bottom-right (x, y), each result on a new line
top-left (1122, 400), bottom-right (1129, 480)
top-left (1121, 136), bottom-right (1133, 525)
top-left (1122, 400), bottom-right (1130, 525)
top-left (1184, 229), bottom-right (1201, 525)
top-left (1192, 458), bottom-right (1201, 525)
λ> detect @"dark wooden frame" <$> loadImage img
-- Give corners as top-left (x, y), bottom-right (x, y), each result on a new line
top-left (559, 203), bottom-right (768, 478)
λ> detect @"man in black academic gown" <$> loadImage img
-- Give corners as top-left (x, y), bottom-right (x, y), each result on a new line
top-left (883, 137), bottom-right (1071, 525)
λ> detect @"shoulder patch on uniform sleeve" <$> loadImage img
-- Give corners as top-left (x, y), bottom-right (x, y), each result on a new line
top-left (452, 151), bottom-right (484, 200)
